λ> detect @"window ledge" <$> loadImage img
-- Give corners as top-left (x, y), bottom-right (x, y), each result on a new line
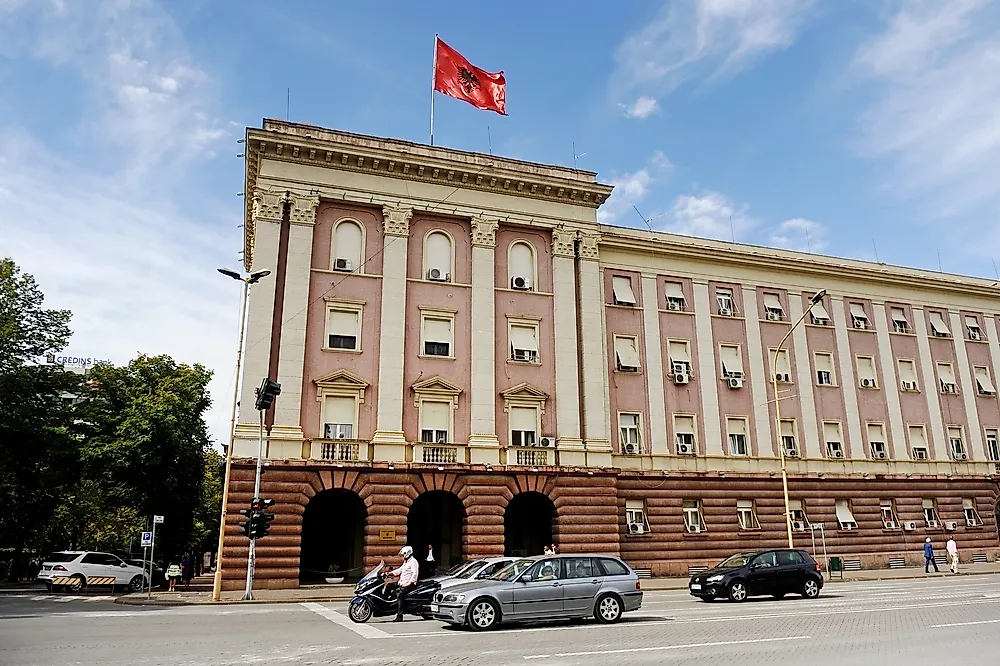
top-left (418, 354), bottom-right (457, 361)
top-left (507, 359), bottom-right (541, 366)
top-left (889, 331), bottom-right (917, 337)
top-left (965, 338), bottom-right (989, 344)
top-left (322, 347), bottom-right (363, 354)
top-left (848, 328), bottom-right (877, 334)
top-left (760, 318), bottom-right (791, 326)
top-left (711, 314), bottom-right (745, 321)
top-left (614, 369), bottom-right (644, 376)
top-left (624, 532), bottom-right (653, 539)
top-left (659, 308), bottom-right (694, 315)
top-left (858, 385), bottom-right (880, 390)
top-left (607, 302), bottom-right (640, 310)
top-left (816, 383), bottom-right (840, 389)
top-left (682, 531), bottom-right (709, 538)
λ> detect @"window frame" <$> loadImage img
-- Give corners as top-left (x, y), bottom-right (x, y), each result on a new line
top-left (763, 293), bottom-right (785, 321)
top-left (509, 404), bottom-right (539, 448)
top-left (964, 499), bottom-right (983, 527)
top-left (720, 343), bottom-right (744, 378)
top-left (835, 499), bottom-right (859, 530)
top-left (507, 240), bottom-right (537, 290)
top-left (618, 412), bottom-right (643, 453)
top-left (422, 229), bottom-right (455, 282)
top-left (907, 424), bottom-right (930, 460)
top-left (897, 358), bottom-right (919, 392)
top-left (824, 421), bottom-right (844, 458)
top-left (928, 310), bottom-right (951, 338)
top-left (716, 287), bottom-right (735, 315)
top-left (420, 308), bottom-right (456, 359)
top-left (664, 282), bottom-right (686, 311)
top-left (889, 306), bottom-right (910, 334)
top-left (867, 423), bottom-right (888, 459)
top-left (779, 418), bottom-right (798, 456)
top-left (331, 218), bottom-right (366, 274)
top-left (613, 335), bottom-right (642, 373)
top-left (682, 499), bottom-right (706, 533)
top-left (611, 275), bottom-right (638, 306)
top-left (986, 428), bottom-right (1000, 461)
top-left (673, 414), bottom-right (697, 455)
top-left (849, 302), bottom-right (870, 329)
top-left (737, 499), bottom-right (760, 531)
top-left (625, 499), bottom-right (650, 534)
top-left (322, 394), bottom-right (358, 441)
top-left (508, 317), bottom-right (541, 364)
top-left (880, 500), bottom-right (900, 529)
top-left (855, 355), bottom-right (878, 389)
top-left (726, 417), bottom-right (750, 457)
top-left (936, 362), bottom-right (958, 394)
top-left (965, 315), bottom-right (984, 341)
top-left (814, 351), bottom-right (836, 386)
top-left (922, 498), bottom-right (940, 527)
top-left (788, 499), bottom-right (809, 530)
top-left (667, 339), bottom-right (692, 375)
top-left (947, 425), bottom-right (967, 459)
top-left (419, 399), bottom-right (453, 445)
top-left (974, 365), bottom-right (996, 395)
top-left (324, 299), bottom-right (364, 353)
top-left (769, 347), bottom-right (793, 383)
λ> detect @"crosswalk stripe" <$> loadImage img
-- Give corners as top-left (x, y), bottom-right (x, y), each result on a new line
top-left (30, 595), bottom-right (50, 601)
top-left (55, 596), bottom-right (81, 602)
top-left (84, 596), bottom-right (113, 602)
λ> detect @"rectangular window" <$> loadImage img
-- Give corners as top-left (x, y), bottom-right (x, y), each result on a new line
top-left (810, 300), bottom-right (831, 325)
top-left (716, 288), bottom-right (734, 315)
top-left (619, 413), bottom-right (642, 453)
top-left (948, 426), bottom-right (966, 459)
top-left (867, 423), bottom-right (887, 459)
top-left (929, 311), bottom-right (951, 337)
top-left (974, 366), bottom-right (996, 395)
top-left (770, 348), bottom-right (792, 382)
top-left (665, 282), bottom-right (686, 311)
top-left (612, 276), bottom-right (637, 306)
top-left (815, 352), bottom-right (835, 386)
top-left (987, 428), bottom-right (1000, 461)
top-left (788, 499), bottom-right (809, 530)
top-left (824, 422), bottom-right (844, 458)
top-left (326, 307), bottom-right (361, 351)
top-left (323, 396), bottom-right (356, 440)
top-left (908, 425), bottom-right (929, 459)
top-left (964, 499), bottom-right (982, 527)
top-left (420, 401), bottom-right (450, 444)
top-left (422, 314), bottom-right (454, 357)
top-left (614, 335), bottom-right (641, 372)
top-left (509, 406), bottom-right (538, 447)
top-left (668, 340), bottom-right (691, 379)
top-left (922, 498), bottom-right (939, 527)
top-left (836, 499), bottom-right (858, 530)
top-left (850, 302), bottom-right (869, 329)
top-left (509, 323), bottom-right (539, 363)
top-left (856, 356), bottom-right (878, 389)
top-left (737, 499), bottom-right (760, 530)
top-left (890, 307), bottom-right (910, 333)
top-left (674, 415), bottom-right (697, 455)
top-left (720, 344), bottom-right (743, 378)
top-left (683, 500), bottom-right (705, 533)
top-left (780, 419), bottom-right (797, 456)
top-left (880, 500), bottom-right (899, 529)
top-left (727, 417), bottom-right (749, 456)
top-left (625, 499), bottom-right (650, 534)
top-left (937, 363), bottom-right (958, 394)
top-left (966, 315), bottom-right (983, 341)
top-left (763, 293), bottom-right (784, 321)
top-left (898, 359), bottom-right (919, 391)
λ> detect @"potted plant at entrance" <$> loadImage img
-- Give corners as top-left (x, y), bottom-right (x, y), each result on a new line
top-left (325, 565), bottom-right (345, 584)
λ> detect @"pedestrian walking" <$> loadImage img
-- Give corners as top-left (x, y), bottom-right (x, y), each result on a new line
top-left (425, 545), bottom-right (436, 576)
top-left (181, 553), bottom-right (194, 590)
top-left (924, 538), bottom-right (940, 573)
top-left (946, 537), bottom-right (959, 574)
top-left (166, 561), bottom-right (181, 591)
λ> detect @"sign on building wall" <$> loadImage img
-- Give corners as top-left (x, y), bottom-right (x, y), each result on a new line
top-left (379, 529), bottom-right (397, 541)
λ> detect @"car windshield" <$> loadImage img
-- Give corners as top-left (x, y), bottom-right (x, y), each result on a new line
top-left (456, 561), bottom-right (489, 579)
top-left (490, 559), bottom-right (535, 581)
top-left (44, 553), bottom-right (80, 563)
top-left (717, 553), bottom-right (753, 568)
top-left (444, 560), bottom-right (474, 575)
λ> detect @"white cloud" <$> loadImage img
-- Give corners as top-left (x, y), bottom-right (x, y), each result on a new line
top-left (598, 168), bottom-right (653, 224)
top-left (768, 217), bottom-right (827, 253)
top-left (661, 190), bottom-right (757, 240)
top-left (621, 95), bottom-right (660, 119)
top-left (650, 149), bottom-right (674, 170)
top-left (611, 0), bottom-right (816, 100)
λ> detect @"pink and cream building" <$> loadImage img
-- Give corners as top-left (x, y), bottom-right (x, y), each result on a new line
top-left (221, 119), bottom-right (1000, 589)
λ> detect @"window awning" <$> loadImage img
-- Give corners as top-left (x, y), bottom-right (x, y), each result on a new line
top-left (764, 294), bottom-right (783, 312)
top-left (328, 309), bottom-right (359, 336)
top-left (421, 401), bottom-right (450, 430)
top-left (835, 500), bottom-right (857, 524)
top-left (668, 341), bottom-right (691, 362)
top-left (665, 282), bottom-right (684, 299)
top-left (615, 337), bottom-right (641, 368)
top-left (965, 315), bottom-right (980, 329)
top-left (509, 406), bottom-right (536, 432)
top-left (721, 346), bottom-right (743, 374)
top-left (788, 499), bottom-right (803, 511)
top-left (815, 353), bottom-right (833, 373)
top-left (898, 360), bottom-right (917, 383)
top-left (626, 499), bottom-right (644, 511)
top-left (922, 498), bottom-right (934, 509)
top-left (424, 317), bottom-right (452, 343)
top-left (737, 499), bottom-right (753, 509)
top-left (810, 302), bottom-right (830, 320)
top-left (929, 311), bottom-right (951, 335)
top-left (890, 307), bottom-right (908, 323)
top-left (938, 363), bottom-right (956, 383)
top-left (727, 419), bottom-right (747, 436)
top-left (612, 277), bottom-right (636, 305)
top-left (963, 498), bottom-right (975, 510)
top-left (324, 396), bottom-right (355, 424)
top-left (510, 324), bottom-right (538, 352)
top-left (674, 416), bottom-right (695, 434)
top-left (975, 367), bottom-right (996, 393)
top-left (773, 350), bottom-right (791, 375)
top-left (909, 427), bottom-right (928, 447)
top-left (823, 422), bottom-right (841, 442)
top-left (780, 420), bottom-right (795, 437)
top-left (866, 423), bottom-right (885, 441)
top-left (857, 356), bottom-right (876, 380)
top-left (850, 303), bottom-right (868, 320)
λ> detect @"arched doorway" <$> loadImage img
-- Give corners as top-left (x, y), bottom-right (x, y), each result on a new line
top-left (407, 491), bottom-right (465, 576)
top-left (504, 491), bottom-right (555, 557)
top-left (299, 490), bottom-right (366, 584)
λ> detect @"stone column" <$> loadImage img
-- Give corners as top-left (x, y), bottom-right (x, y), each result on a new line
top-left (551, 227), bottom-right (584, 464)
top-left (741, 286), bottom-right (774, 456)
top-left (912, 308), bottom-right (948, 460)
top-left (577, 231), bottom-right (611, 464)
top-left (270, 191), bottom-right (319, 459)
top-left (692, 282), bottom-right (723, 456)
top-left (371, 205), bottom-right (412, 461)
top-left (469, 217), bottom-right (501, 464)
top-left (788, 297), bottom-right (820, 457)
top-left (950, 310), bottom-right (984, 456)
top-left (872, 303), bottom-right (906, 458)
top-left (641, 275), bottom-right (668, 456)
top-left (830, 296), bottom-right (865, 459)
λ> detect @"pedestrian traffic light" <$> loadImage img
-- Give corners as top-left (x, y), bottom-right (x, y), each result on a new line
top-left (254, 378), bottom-right (281, 411)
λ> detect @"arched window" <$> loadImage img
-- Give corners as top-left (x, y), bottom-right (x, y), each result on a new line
top-left (332, 220), bottom-right (364, 273)
top-left (423, 230), bottom-right (453, 282)
top-left (508, 241), bottom-right (536, 290)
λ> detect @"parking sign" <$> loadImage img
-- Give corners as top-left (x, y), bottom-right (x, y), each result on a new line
top-left (153, 515), bottom-right (164, 524)
top-left (141, 531), bottom-right (153, 547)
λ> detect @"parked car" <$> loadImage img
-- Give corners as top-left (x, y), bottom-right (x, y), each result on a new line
top-left (688, 549), bottom-right (824, 602)
top-left (430, 554), bottom-right (643, 630)
top-left (126, 559), bottom-right (166, 588)
top-left (37, 551), bottom-right (149, 593)
top-left (436, 557), bottom-right (517, 592)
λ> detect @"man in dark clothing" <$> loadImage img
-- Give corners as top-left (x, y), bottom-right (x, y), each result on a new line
top-left (924, 538), bottom-right (939, 573)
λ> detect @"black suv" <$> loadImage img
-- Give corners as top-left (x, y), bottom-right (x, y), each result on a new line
top-left (688, 549), bottom-right (823, 602)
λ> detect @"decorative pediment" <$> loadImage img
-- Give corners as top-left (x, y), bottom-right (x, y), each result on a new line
top-left (500, 383), bottom-right (549, 412)
top-left (411, 375), bottom-right (463, 407)
top-left (314, 369), bottom-right (369, 392)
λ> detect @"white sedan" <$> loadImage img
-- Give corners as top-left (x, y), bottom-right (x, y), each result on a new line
top-left (37, 551), bottom-right (149, 592)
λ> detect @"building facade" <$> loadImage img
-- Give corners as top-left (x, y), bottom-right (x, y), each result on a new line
top-left (221, 119), bottom-right (1000, 589)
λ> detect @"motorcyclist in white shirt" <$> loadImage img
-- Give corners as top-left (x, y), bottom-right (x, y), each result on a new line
top-left (386, 546), bottom-right (420, 622)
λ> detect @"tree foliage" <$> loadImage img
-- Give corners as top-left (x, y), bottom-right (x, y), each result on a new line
top-left (0, 258), bottom-right (71, 373)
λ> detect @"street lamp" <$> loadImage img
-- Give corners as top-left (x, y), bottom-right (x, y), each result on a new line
top-left (772, 289), bottom-right (827, 549)
top-left (212, 267), bottom-right (271, 601)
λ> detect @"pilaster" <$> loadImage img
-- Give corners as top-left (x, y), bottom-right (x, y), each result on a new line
top-left (693, 282), bottom-right (723, 456)
top-left (577, 231), bottom-right (612, 463)
top-left (469, 217), bottom-right (500, 462)
top-left (913, 308), bottom-right (948, 460)
top-left (742, 287), bottom-right (774, 456)
top-left (831, 296), bottom-right (865, 459)
top-left (951, 310), bottom-right (983, 457)
top-left (641, 275), bottom-right (668, 455)
top-left (872, 303), bottom-right (906, 458)
top-left (788, 297), bottom-right (821, 457)
top-left (987, 317), bottom-right (1000, 459)
top-left (551, 227), bottom-right (584, 463)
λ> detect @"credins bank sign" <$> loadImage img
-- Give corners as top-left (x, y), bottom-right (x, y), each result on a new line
top-left (44, 353), bottom-right (112, 369)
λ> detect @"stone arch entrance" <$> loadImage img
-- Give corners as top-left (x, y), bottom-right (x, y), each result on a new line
top-left (407, 490), bottom-right (466, 576)
top-left (504, 491), bottom-right (555, 557)
top-left (299, 489), bottom-right (366, 584)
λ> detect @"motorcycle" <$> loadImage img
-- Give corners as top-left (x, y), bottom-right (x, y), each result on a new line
top-left (347, 561), bottom-right (441, 623)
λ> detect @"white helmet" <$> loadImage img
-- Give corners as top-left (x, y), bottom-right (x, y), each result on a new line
top-left (399, 546), bottom-right (413, 558)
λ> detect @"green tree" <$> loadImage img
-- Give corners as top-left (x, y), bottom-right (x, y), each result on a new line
top-left (0, 258), bottom-right (71, 372)
top-left (190, 448), bottom-right (223, 555)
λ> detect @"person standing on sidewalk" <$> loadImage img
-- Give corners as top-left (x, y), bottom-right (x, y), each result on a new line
top-left (924, 538), bottom-right (940, 573)
top-left (425, 545), bottom-right (435, 576)
top-left (166, 561), bottom-right (181, 591)
top-left (946, 537), bottom-right (959, 574)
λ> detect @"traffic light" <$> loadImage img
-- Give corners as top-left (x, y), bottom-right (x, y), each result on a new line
top-left (238, 508), bottom-right (254, 538)
top-left (254, 378), bottom-right (281, 411)
top-left (240, 498), bottom-right (276, 540)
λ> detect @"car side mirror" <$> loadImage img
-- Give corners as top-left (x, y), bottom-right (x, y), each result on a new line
top-left (120, 563), bottom-right (127, 567)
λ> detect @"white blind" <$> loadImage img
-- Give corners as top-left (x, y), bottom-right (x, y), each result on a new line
top-left (867, 423), bottom-right (885, 442)
top-left (850, 303), bottom-right (868, 320)
top-left (668, 340), bottom-right (690, 363)
top-left (823, 422), bottom-right (842, 442)
top-left (772, 349), bottom-right (791, 375)
top-left (898, 359), bottom-right (917, 383)
top-left (811, 301), bottom-right (830, 320)
top-left (510, 324), bottom-right (538, 352)
top-left (737, 499), bottom-right (753, 509)
top-left (929, 311), bottom-right (950, 335)
top-left (965, 315), bottom-right (980, 329)
top-left (763, 294), bottom-right (783, 311)
top-left (963, 498), bottom-right (975, 510)
top-left (626, 499), bottom-right (644, 511)
top-left (780, 420), bottom-right (795, 437)
top-left (909, 426), bottom-right (928, 448)
top-left (612, 276), bottom-right (637, 304)
top-left (815, 353), bottom-right (834, 373)
top-left (509, 242), bottom-right (534, 281)
top-left (675, 415), bottom-right (695, 434)
top-left (665, 282), bottom-right (684, 299)
top-left (425, 232), bottom-right (452, 272)
top-left (328, 309), bottom-right (359, 336)
top-left (835, 500), bottom-right (856, 524)
top-left (509, 406), bottom-right (536, 432)
top-left (788, 499), bottom-right (803, 511)
top-left (937, 363), bottom-right (956, 384)
top-left (727, 418), bottom-right (747, 436)
top-left (615, 337), bottom-right (641, 368)
top-left (424, 317), bottom-right (452, 343)
top-left (948, 426), bottom-right (963, 440)
top-left (421, 401), bottom-right (450, 430)
top-left (890, 307), bottom-right (908, 323)
top-left (856, 356), bottom-right (877, 381)
top-left (721, 345), bottom-right (743, 374)
top-left (975, 366), bottom-right (996, 392)
top-left (922, 498), bottom-right (934, 509)
top-left (324, 396), bottom-right (355, 425)
top-left (333, 221), bottom-right (364, 268)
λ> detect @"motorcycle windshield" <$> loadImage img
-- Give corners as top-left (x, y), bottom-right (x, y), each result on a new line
top-left (357, 562), bottom-right (385, 584)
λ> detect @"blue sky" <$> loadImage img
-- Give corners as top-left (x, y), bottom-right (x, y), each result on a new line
top-left (2, 0), bottom-right (1000, 442)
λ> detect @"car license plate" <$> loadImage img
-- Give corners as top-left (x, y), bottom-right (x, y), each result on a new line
top-left (429, 604), bottom-right (439, 613)
top-left (690, 583), bottom-right (702, 590)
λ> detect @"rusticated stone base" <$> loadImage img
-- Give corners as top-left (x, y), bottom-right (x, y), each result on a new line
top-left (219, 460), bottom-right (1000, 590)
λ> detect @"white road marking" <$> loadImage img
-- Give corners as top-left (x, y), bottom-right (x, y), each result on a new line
top-left (55, 596), bottom-right (82, 603)
top-left (30, 596), bottom-right (50, 601)
top-left (84, 596), bottom-right (114, 602)
top-left (932, 618), bottom-right (1000, 628)
top-left (301, 602), bottom-right (391, 639)
top-left (522, 635), bottom-right (811, 659)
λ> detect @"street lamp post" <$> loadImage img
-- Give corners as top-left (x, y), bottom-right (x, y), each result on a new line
top-left (772, 289), bottom-right (827, 549)
top-left (212, 268), bottom-right (270, 602)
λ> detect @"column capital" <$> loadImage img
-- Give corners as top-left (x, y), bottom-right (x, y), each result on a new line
top-left (578, 231), bottom-right (601, 261)
top-left (381, 205), bottom-right (413, 237)
top-left (552, 226), bottom-right (577, 258)
top-left (471, 217), bottom-right (500, 248)
top-left (286, 191), bottom-right (320, 225)
top-left (252, 187), bottom-right (285, 223)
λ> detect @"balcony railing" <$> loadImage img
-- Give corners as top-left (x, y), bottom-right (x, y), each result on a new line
top-left (319, 440), bottom-right (361, 462)
top-left (422, 445), bottom-right (458, 464)
top-left (513, 448), bottom-right (548, 466)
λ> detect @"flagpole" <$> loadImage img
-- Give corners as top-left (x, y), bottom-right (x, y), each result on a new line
top-left (430, 33), bottom-right (438, 146)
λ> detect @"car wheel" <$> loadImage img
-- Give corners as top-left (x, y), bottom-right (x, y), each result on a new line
top-left (594, 593), bottom-right (623, 623)
top-left (128, 575), bottom-right (145, 593)
top-left (467, 598), bottom-right (500, 631)
top-left (700, 596), bottom-right (715, 602)
top-left (348, 599), bottom-right (373, 623)
top-left (67, 575), bottom-right (85, 593)
top-left (44, 582), bottom-right (52, 592)
top-left (728, 581), bottom-right (748, 603)
top-left (772, 592), bottom-right (786, 600)
top-left (802, 578), bottom-right (820, 599)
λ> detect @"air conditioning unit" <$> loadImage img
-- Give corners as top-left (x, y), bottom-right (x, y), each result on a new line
top-left (853, 319), bottom-right (867, 330)
top-left (942, 383), bottom-right (957, 394)
top-left (958, 453), bottom-right (968, 461)
top-left (728, 377), bottom-right (743, 389)
top-left (833, 450), bottom-right (844, 458)
top-left (775, 373), bottom-right (790, 383)
top-left (719, 307), bottom-right (733, 316)
top-left (901, 380), bottom-right (917, 391)
top-left (667, 301), bottom-right (684, 311)
top-left (885, 521), bottom-right (897, 529)
top-left (766, 311), bottom-right (781, 321)
top-left (927, 520), bottom-right (940, 528)
top-left (903, 521), bottom-right (917, 531)
top-left (969, 329), bottom-right (982, 341)
top-left (510, 276), bottom-right (531, 290)
top-left (785, 449), bottom-right (799, 458)
top-left (624, 443), bottom-right (640, 455)
top-left (875, 451), bottom-right (887, 460)
top-left (673, 373), bottom-right (690, 385)
top-left (671, 362), bottom-right (689, 375)
top-left (427, 268), bottom-right (449, 281)
top-left (686, 524), bottom-right (701, 534)
top-left (861, 378), bottom-right (875, 388)
top-left (512, 349), bottom-right (538, 363)
top-left (627, 522), bottom-right (645, 535)
top-left (676, 442), bottom-right (693, 456)
top-left (792, 521), bottom-right (806, 531)
top-left (967, 519), bottom-right (979, 527)
top-left (945, 521), bottom-right (958, 531)
top-left (538, 436), bottom-right (554, 448)
top-left (913, 448), bottom-right (928, 460)
top-left (333, 257), bottom-right (352, 272)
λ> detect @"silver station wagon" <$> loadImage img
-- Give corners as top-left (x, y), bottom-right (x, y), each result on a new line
top-left (430, 554), bottom-right (643, 630)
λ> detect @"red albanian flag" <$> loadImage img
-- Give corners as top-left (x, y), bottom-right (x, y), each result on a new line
top-left (433, 38), bottom-right (506, 115)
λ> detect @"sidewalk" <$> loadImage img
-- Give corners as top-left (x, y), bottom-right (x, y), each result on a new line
top-left (114, 562), bottom-right (1000, 606)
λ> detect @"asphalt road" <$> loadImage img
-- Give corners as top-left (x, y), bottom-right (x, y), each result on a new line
top-left (2, 575), bottom-right (1000, 665)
